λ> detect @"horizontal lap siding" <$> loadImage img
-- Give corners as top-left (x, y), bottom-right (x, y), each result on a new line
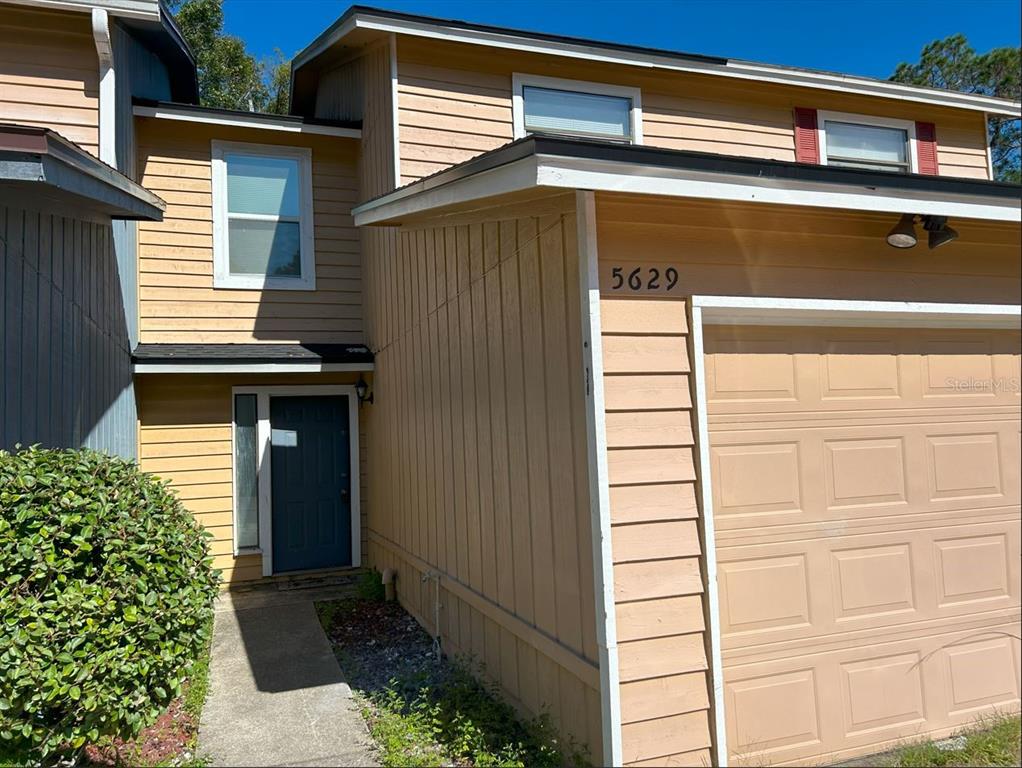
top-left (364, 204), bottom-right (603, 762)
top-left (595, 193), bottom-right (1021, 765)
top-left (136, 373), bottom-right (369, 585)
top-left (936, 116), bottom-right (992, 179)
top-left (394, 36), bottom-right (989, 183)
top-left (135, 120), bottom-right (363, 344)
top-left (0, 6), bottom-right (99, 155)
top-left (600, 297), bottom-right (712, 766)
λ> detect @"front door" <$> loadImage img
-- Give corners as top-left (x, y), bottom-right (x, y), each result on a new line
top-left (270, 395), bottom-right (352, 573)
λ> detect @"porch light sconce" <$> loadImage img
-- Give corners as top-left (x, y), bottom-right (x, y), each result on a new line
top-left (355, 377), bottom-right (374, 408)
top-left (886, 214), bottom-right (959, 250)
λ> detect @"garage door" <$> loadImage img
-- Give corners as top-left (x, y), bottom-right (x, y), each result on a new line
top-left (705, 325), bottom-right (1021, 766)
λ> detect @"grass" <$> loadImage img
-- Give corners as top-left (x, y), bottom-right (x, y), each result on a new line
top-left (317, 597), bottom-right (581, 768)
top-left (365, 666), bottom-right (565, 768)
top-left (880, 714), bottom-right (1020, 767)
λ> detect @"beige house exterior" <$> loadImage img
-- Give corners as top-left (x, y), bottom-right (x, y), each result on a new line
top-left (2, 2), bottom-right (1020, 766)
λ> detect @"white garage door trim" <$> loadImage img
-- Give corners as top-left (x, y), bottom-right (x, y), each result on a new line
top-left (689, 295), bottom-right (1022, 767)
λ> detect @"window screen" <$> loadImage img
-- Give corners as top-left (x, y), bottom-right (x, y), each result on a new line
top-left (825, 121), bottom-right (910, 172)
top-left (225, 153), bottom-right (303, 278)
top-left (523, 86), bottom-right (632, 140)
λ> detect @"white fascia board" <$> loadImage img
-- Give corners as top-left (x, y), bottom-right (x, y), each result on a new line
top-left (352, 155), bottom-right (541, 225)
top-left (535, 156), bottom-right (1022, 222)
top-left (132, 105), bottom-right (362, 139)
top-left (692, 295), bottom-right (1022, 329)
top-left (353, 153), bottom-right (1020, 227)
top-left (134, 362), bottom-right (375, 374)
top-left (6, 0), bottom-right (160, 21)
top-left (302, 12), bottom-right (1021, 117)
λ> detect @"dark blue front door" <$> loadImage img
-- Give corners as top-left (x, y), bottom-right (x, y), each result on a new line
top-left (270, 395), bottom-right (352, 573)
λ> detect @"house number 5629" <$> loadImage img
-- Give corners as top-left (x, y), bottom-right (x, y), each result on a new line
top-left (610, 266), bottom-right (679, 291)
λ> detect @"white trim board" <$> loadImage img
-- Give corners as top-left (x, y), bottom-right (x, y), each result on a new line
top-left (210, 140), bottom-right (316, 291)
top-left (693, 296), bottom-right (1022, 328)
top-left (511, 73), bottom-right (643, 144)
top-left (7, 0), bottom-right (161, 21)
top-left (134, 362), bottom-right (374, 374)
top-left (352, 153), bottom-right (1021, 226)
top-left (231, 384), bottom-right (362, 576)
top-left (133, 105), bottom-right (362, 139)
top-left (575, 191), bottom-right (623, 767)
top-left (687, 294), bottom-right (1022, 767)
top-left (294, 10), bottom-right (1021, 117)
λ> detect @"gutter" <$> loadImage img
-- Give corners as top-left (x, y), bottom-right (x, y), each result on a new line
top-left (91, 8), bottom-right (116, 167)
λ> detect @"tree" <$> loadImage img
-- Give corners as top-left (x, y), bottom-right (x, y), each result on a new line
top-left (167, 0), bottom-right (291, 114)
top-left (891, 34), bottom-right (1021, 182)
top-left (262, 49), bottom-right (292, 116)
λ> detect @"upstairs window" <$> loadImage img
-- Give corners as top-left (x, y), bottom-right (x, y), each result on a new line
top-left (212, 141), bottom-right (315, 290)
top-left (513, 74), bottom-right (643, 143)
top-left (818, 112), bottom-right (917, 173)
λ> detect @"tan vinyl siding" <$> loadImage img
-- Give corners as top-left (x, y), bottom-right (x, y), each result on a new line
top-left (136, 373), bottom-right (368, 585)
top-left (363, 198), bottom-right (603, 762)
top-left (0, 5), bottom-right (99, 154)
top-left (594, 192), bottom-right (1020, 766)
top-left (394, 36), bottom-right (992, 184)
top-left (936, 114), bottom-right (992, 179)
top-left (135, 119), bottom-right (363, 344)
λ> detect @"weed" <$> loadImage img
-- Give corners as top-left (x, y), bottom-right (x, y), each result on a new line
top-left (883, 714), bottom-right (1020, 767)
top-left (356, 571), bottom-right (386, 602)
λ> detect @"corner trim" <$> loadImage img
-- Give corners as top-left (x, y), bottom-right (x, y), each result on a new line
top-left (688, 295), bottom-right (1022, 766)
top-left (576, 190), bottom-right (623, 766)
top-left (389, 32), bottom-right (401, 189)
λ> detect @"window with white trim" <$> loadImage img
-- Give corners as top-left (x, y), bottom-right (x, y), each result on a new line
top-left (212, 141), bottom-right (315, 290)
top-left (512, 74), bottom-right (642, 143)
top-left (818, 112), bottom-right (917, 173)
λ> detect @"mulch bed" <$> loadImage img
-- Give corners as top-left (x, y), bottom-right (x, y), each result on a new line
top-left (82, 697), bottom-right (197, 768)
top-left (321, 598), bottom-right (446, 695)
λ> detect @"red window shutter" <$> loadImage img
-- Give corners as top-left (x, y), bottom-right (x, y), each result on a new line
top-left (915, 121), bottom-right (939, 175)
top-left (793, 107), bottom-right (820, 164)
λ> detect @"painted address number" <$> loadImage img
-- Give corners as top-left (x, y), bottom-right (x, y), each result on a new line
top-left (609, 266), bottom-right (679, 291)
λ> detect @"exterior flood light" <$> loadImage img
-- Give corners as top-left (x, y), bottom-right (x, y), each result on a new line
top-left (886, 214), bottom-right (918, 248)
top-left (923, 215), bottom-right (959, 249)
top-left (887, 214), bottom-right (960, 250)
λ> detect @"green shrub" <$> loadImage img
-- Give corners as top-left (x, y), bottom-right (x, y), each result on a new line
top-left (356, 570), bottom-right (386, 602)
top-left (0, 446), bottom-right (221, 759)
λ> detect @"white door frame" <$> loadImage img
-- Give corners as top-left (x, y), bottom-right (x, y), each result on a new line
top-left (688, 295), bottom-right (1021, 767)
top-left (231, 384), bottom-right (361, 577)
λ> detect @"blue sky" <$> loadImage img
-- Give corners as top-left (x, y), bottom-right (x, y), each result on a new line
top-left (222, 0), bottom-right (1021, 79)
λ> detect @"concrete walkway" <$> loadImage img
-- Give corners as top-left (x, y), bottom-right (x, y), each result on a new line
top-left (199, 585), bottom-right (379, 767)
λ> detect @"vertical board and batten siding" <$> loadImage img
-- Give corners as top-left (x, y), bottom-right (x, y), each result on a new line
top-left (1, 203), bottom-right (135, 457)
top-left (134, 119), bottom-right (363, 344)
top-left (593, 192), bottom-right (1021, 766)
top-left (112, 21), bottom-right (173, 348)
top-left (135, 373), bottom-right (369, 584)
top-left (362, 200), bottom-right (604, 763)
top-left (0, 4), bottom-right (99, 154)
top-left (393, 36), bottom-right (993, 183)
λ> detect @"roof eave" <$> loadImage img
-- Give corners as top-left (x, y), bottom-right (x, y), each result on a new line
top-left (352, 137), bottom-right (1022, 227)
top-left (292, 6), bottom-right (1021, 118)
top-left (0, 126), bottom-right (165, 220)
